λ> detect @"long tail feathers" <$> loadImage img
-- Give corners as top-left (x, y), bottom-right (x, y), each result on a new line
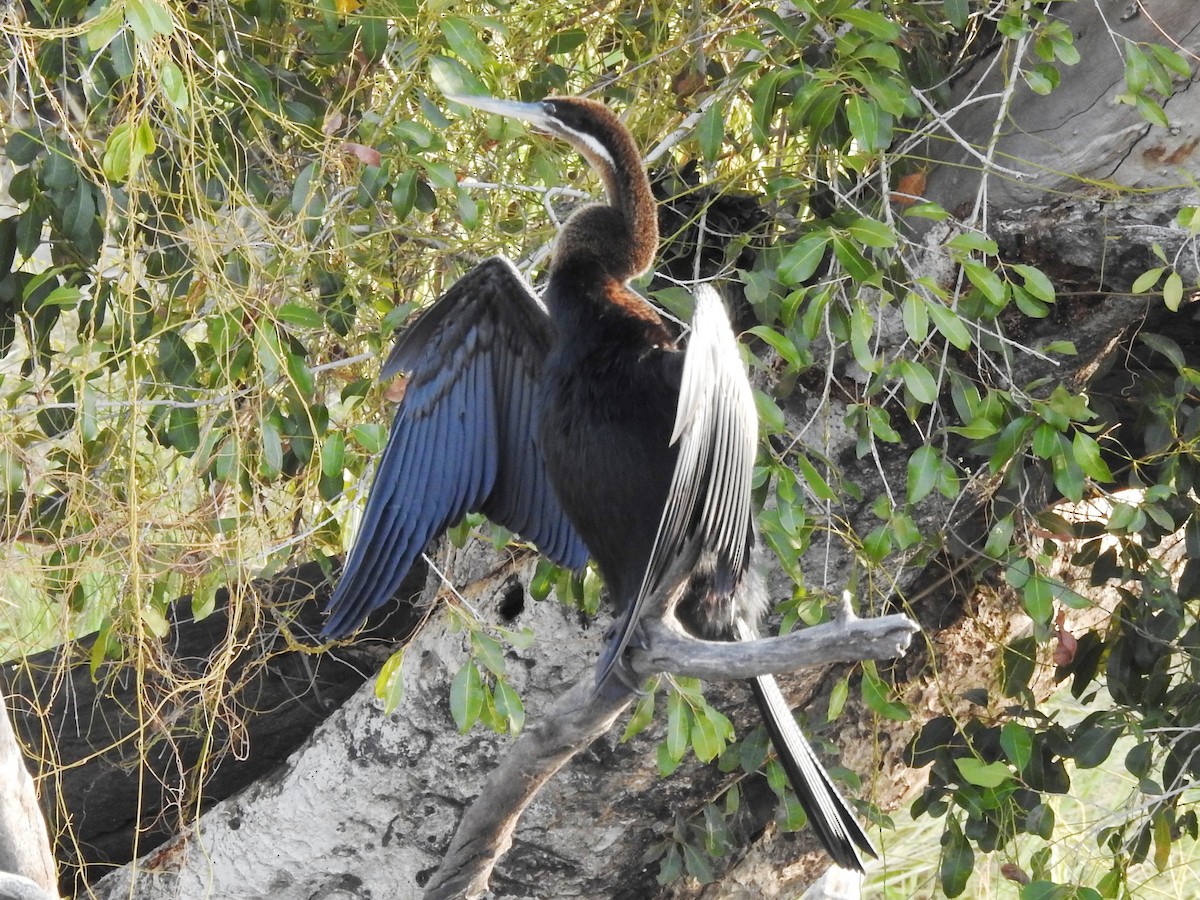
top-left (748, 673), bottom-right (875, 870)
top-left (732, 609), bottom-right (875, 871)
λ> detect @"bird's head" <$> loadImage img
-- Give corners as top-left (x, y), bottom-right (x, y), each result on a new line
top-left (448, 93), bottom-right (658, 278)
top-left (447, 95), bottom-right (625, 176)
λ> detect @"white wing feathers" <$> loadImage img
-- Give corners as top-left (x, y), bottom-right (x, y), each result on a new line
top-left (597, 285), bottom-right (757, 686)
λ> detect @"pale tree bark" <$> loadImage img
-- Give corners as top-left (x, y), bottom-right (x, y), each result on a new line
top-left (0, 685), bottom-right (58, 900)
top-left (21, 1), bottom-right (1200, 897)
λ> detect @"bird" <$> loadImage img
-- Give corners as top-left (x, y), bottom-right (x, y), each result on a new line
top-left (321, 92), bottom-right (876, 871)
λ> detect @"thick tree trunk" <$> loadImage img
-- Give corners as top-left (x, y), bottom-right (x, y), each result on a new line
top-left (0, 685), bottom-right (58, 900)
top-left (0, 561), bottom-right (424, 897)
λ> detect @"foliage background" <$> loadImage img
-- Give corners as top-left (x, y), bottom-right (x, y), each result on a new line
top-left (2, 0), bottom-right (1200, 896)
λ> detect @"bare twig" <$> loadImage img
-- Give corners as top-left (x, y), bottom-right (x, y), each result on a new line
top-left (632, 612), bottom-right (919, 682)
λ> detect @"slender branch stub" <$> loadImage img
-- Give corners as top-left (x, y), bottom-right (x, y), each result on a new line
top-left (630, 614), bottom-right (920, 682)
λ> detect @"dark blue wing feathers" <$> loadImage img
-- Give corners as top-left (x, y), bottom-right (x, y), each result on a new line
top-left (323, 257), bottom-right (589, 637)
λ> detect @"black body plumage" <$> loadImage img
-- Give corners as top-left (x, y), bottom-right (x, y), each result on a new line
top-left (322, 94), bottom-right (875, 871)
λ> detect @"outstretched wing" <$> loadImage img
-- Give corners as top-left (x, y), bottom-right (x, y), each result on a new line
top-left (323, 256), bottom-right (589, 637)
top-left (597, 285), bottom-right (757, 685)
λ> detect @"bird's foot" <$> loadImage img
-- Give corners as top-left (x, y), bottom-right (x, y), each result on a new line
top-left (595, 615), bottom-right (650, 698)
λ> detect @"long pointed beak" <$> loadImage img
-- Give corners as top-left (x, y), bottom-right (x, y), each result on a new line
top-left (446, 94), bottom-right (555, 130)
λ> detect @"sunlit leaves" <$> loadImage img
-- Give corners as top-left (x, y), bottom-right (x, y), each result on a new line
top-left (375, 649), bottom-right (406, 714)
top-left (160, 60), bottom-right (187, 111)
top-left (439, 17), bottom-right (489, 70)
top-left (125, 0), bottom-right (173, 42)
top-left (102, 119), bottom-right (156, 182)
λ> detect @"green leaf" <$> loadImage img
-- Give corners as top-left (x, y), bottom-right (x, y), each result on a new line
top-left (1011, 284), bottom-right (1050, 318)
top-left (898, 359), bottom-right (937, 404)
top-left (1072, 431), bottom-right (1113, 482)
top-left (907, 444), bottom-right (939, 503)
top-left (846, 94), bottom-right (883, 151)
top-left (778, 231), bottom-right (830, 284)
top-left (926, 300), bottom-right (973, 351)
top-left (544, 29), bottom-right (586, 55)
top-left (351, 423), bottom-right (387, 454)
top-left (1031, 422), bottom-right (1060, 459)
top-left (681, 841), bottom-right (715, 884)
top-left (1147, 42), bottom-right (1191, 80)
top-left (832, 233), bottom-right (874, 282)
top-left (493, 679), bottom-right (525, 733)
top-left (945, 232), bottom-right (998, 256)
top-left (747, 326), bottom-right (802, 371)
top-left (836, 8), bottom-right (901, 41)
top-left (861, 661), bottom-right (909, 721)
top-left (827, 677), bottom-right (848, 722)
top-left (666, 689), bottom-right (689, 762)
top-left (1131, 266), bottom-right (1165, 293)
top-left (60, 185), bottom-right (96, 245)
top-left (158, 332), bottom-right (196, 385)
top-left (697, 103), bottom-right (723, 163)
top-left (902, 293), bottom-right (928, 343)
top-left (126, 0), bottom-right (174, 41)
top-left (1013, 264), bottom-right (1055, 302)
top-left (622, 689), bottom-right (657, 742)
top-left (866, 404), bottom-right (901, 443)
top-left (450, 662), bottom-right (484, 732)
top-left (276, 303), bottom-right (324, 328)
top-left (287, 352), bottom-right (314, 398)
top-left (955, 757), bottom-right (1012, 788)
top-left (358, 16), bottom-right (389, 63)
top-left (259, 416), bottom-right (283, 476)
top-left (429, 56), bottom-right (486, 102)
top-left (102, 122), bottom-right (133, 182)
top-left (962, 259), bottom-right (1007, 307)
top-left (850, 301), bottom-right (879, 373)
top-left (320, 432), bottom-right (345, 478)
top-left (1135, 92), bottom-right (1169, 128)
top-left (1163, 271), bottom-right (1183, 310)
top-left (375, 649), bottom-right (406, 714)
top-left (943, 0), bottom-right (968, 29)
top-left (471, 631), bottom-right (506, 676)
top-left (941, 817), bottom-right (974, 898)
top-left (440, 17), bottom-right (488, 70)
top-left (1125, 43), bottom-right (1151, 94)
top-left (691, 711), bottom-right (721, 763)
top-left (161, 60), bottom-right (187, 110)
top-left (793, 452), bottom-right (837, 502)
top-left (85, 5), bottom-right (124, 51)
top-left (948, 417), bottom-right (999, 440)
top-left (391, 170), bottom-right (418, 221)
top-left (1024, 65), bottom-right (1055, 95)
top-left (753, 388), bottom-right (786, 435)
top-left (749, 69), bottom-right (781, 146)
top-left (1001, 721), bottom-right (1033, 771)
top-left (846, 216), bottom-right (896, 249)
top-left (1021, 574), bottom-right (1054, 624)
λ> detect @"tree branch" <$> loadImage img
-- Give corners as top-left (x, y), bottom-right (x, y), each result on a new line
top-left (422, 679), bottom-right (633, 899)
top-left (631, 612), bottom-right (919, 682)
top-left (422, 597), bottom-right (918, 898)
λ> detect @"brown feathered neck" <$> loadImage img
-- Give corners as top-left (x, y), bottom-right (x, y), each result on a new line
top-left (540, 97), bottom-right (659, 281)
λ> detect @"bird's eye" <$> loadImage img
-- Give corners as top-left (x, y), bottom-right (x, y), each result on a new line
top-left (542, 100), bottom-right (558, 117)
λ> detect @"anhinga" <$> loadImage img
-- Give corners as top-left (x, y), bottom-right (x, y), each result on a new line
top-left (322, 94), bottom-right (876, 871)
